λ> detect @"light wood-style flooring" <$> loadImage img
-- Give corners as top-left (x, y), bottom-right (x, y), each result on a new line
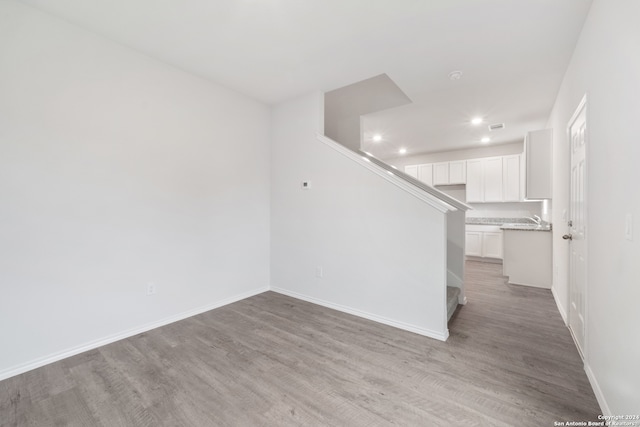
top-left (0, 261), bottom-right (600, 426)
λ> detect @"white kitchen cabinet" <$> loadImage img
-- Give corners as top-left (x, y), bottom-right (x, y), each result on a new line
top-left (466, 155), bottom-right (521, 203)
top-left (525, 129), bottom-right (553, 199)
top-left (466, 159), bottom-right (483, 202)
top-left (482, 232), bottom-right (503, 258)
top-left (405, 164), bottom-right (434, 186)
top-left (404, 165), bottom-right (418, 178)
top-left (465, 225), bottom-right (503, 260)
top-left (449, 160), bottom-right (466, 184)
top-left (408, 160), bottom-right (466, 187)
top-left (465, 157), bottom-right (504, 202)
top-left (417, 164), bottom-right (433, 186)
top-left (465, 231), bottom-right (482, 257)
top-left (433, 162), bottom-right (449, 186)
top-left (483, 157), bottom-right (503, 202)
top-left (433, 160), bottom-right (466, 185)
top-left (503, 155), bottom-right (521, 202)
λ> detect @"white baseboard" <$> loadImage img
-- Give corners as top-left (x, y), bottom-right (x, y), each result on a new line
top-left (271, 287), bottom-right (448, 342)
top-left (0, 286), bottom-right (269, 382)
top-left (465, 256), bottom-right (502, 264)
top-left (585, 362), bottom-right (611, 416)
top-left (551, 286), bottom-right (568, 325)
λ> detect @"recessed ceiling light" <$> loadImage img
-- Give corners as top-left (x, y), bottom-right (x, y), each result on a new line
top-left (471, 117), bottom-right (483, 125)
top-left (372, 134), bottom-right (382, 142)
top-left (481, 137), bottom-right (491, 143)
top-left (398, 148), bottom-right (407, 155)
top-left (448, 70), bottom-right (463, 81)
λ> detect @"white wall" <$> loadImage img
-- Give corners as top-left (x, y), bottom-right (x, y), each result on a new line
top-left (546, 0), bottom-right (640, 413)
top-left (465, 203), bottom-right (542, 219)
top-left (271, 92), bottom-right (449, 339)
top-left (0, 1), bottom-right (270, 378)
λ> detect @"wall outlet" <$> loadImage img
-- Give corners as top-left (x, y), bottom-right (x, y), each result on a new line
top-left (146, 282), bottom-right (157, 296)
top-left (315, 267), bottom-right (323, 278)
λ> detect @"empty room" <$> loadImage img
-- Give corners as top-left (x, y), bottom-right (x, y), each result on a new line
top-left (1, 0), bottom-right (638, 425)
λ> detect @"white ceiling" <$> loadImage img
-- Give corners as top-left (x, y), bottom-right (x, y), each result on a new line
top-left (19, 0), bottom-right (593, 156)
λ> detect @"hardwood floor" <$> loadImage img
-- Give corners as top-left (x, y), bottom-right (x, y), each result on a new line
top-left (0, 261), bottom-right (600, 426)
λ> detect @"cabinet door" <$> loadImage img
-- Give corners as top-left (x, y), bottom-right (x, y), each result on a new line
top-left (503, 155), bottom-right (521, 202)
top-left (483, 157), bottom-right (504, 202)
top-left (466, 159), bottom-right (484, 202)
top-left (417, 164), bottom-right (433, 186)
top-left (482, 232), bottom-right (503, 259)
top-left (433, 162), bottom-right (449, 186)
top-left (465, 232), bottom-right (482, 257)
top-left (449, 160), bottom-right (466, 184)
top-left (404, 165), bottom-right (418, 178)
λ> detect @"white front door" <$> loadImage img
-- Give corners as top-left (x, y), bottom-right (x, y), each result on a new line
top-left (566, 96), bottom-right (588, 357)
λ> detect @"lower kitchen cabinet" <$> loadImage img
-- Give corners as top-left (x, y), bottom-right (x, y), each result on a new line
top-left (465, 231), bottom-right (482, 257)
top-left (465, 225), bottom-right (503, 260)
top-left (482, 232), bottom-right (503, 258)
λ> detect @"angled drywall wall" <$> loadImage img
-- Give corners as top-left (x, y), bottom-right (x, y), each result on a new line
top-left (324, 74), bottom-right (411, 151)
top-left (0, 1), bottom-right (270, 379)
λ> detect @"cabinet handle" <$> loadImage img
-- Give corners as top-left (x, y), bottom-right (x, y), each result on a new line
top-left (562, 234), bottom-right (573, 240)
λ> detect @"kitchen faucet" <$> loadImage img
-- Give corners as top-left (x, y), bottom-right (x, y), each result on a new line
top-left (526, 215), bottom-right (542, 225)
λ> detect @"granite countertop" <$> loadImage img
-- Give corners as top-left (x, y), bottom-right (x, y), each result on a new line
top-left (466, 217), bottom-right (533, 226)
top-left (466, 217), bottom-right (552, 232)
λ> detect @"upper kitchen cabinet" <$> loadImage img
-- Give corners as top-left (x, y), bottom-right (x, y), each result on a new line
top-left (406, 160), bottom-right (464, 186)
top-left (433, 162), bottom-right (449, 185)
top-left (483, 157), bottom-right (503, 202)
top-left (466, 157), bottom-right (504, 202)
top-left (418, 164), bottom-right (434, 186)
top-left (525, 129), bottom-right (553, 199)
top-left (466, 159), bottom-right (484, 202)
top-left (433, 160), bottom-right (466, 186)
top-left (467, 155), bottom-right (522, 203)
top-left (405, 164), bottom-right (418, 179)
top-left (448, 160), bottom-right (467, 184)
top-left (404, 164), bottom-right (433, 186)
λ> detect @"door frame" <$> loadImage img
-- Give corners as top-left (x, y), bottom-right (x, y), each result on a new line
top-left (566, 94), bottom-right (589, 360)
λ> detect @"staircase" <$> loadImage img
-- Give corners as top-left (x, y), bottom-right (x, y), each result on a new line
top-left (447, 286), bottom-right (461, 322)
top-left (315, 134), bottom-right (469, 339)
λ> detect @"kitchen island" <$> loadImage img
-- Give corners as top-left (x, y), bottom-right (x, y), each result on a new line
top-left (501, 225), bottom-right (552, 289)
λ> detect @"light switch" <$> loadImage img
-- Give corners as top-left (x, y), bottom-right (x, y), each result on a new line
top-left (625, 213), bottom-right (633, 241)
top-left (301, 181), bottom-right (311, 190)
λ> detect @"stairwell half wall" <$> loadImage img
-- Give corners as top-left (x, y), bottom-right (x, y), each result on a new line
top-left (271, 92), bottom-right (451, 339)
